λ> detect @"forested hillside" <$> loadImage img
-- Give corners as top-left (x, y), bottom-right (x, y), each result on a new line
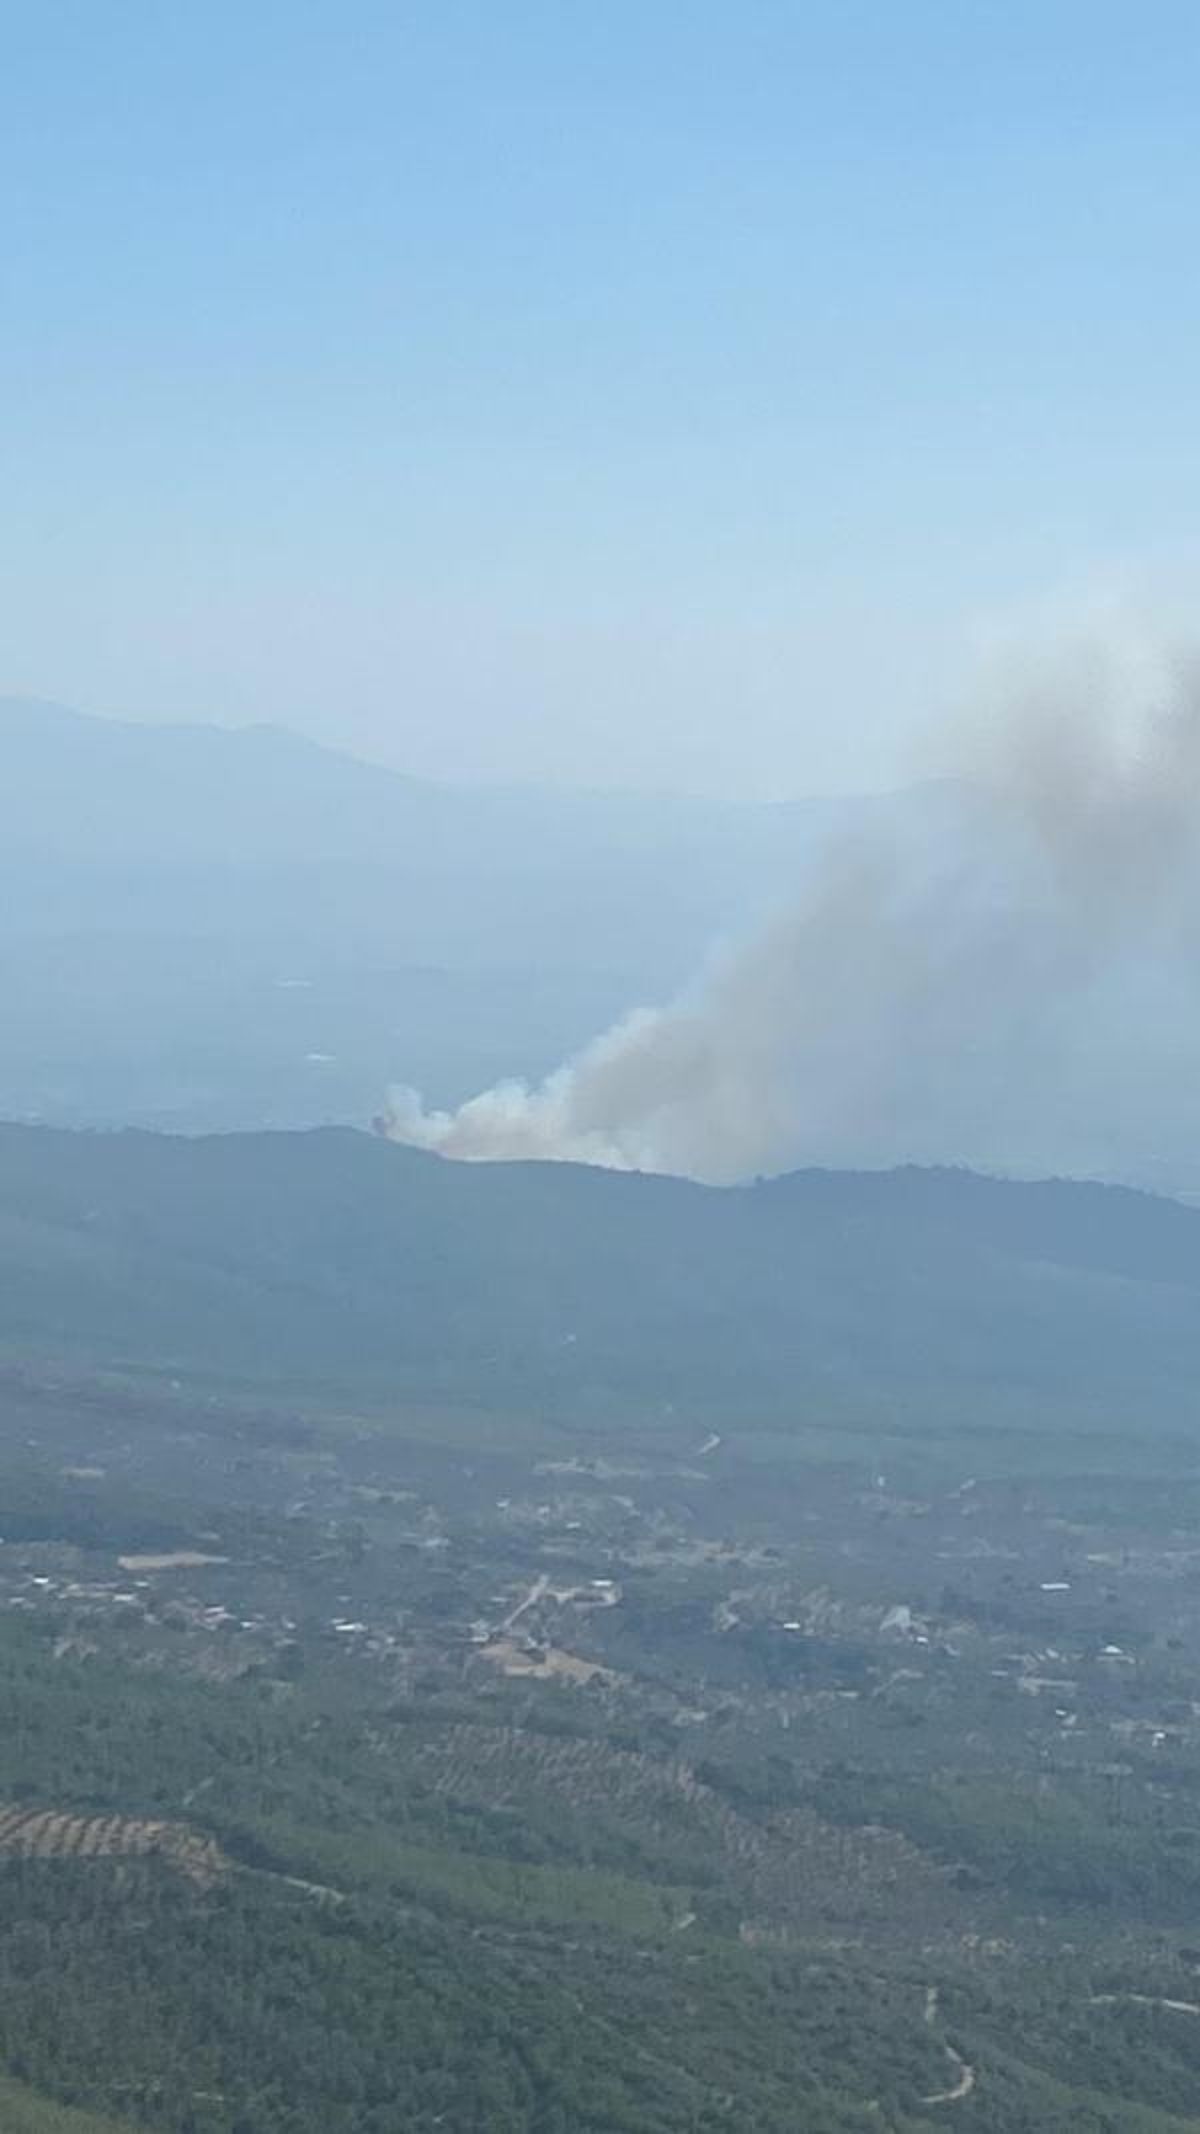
top-left (1, 1123), bottom-right (1199, 1436)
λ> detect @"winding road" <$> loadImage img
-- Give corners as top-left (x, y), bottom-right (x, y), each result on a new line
top-left (920, 1987), bottom-right (976, 2107)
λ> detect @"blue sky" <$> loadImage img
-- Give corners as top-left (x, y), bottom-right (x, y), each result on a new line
top-left (4, 2), bottom-right (1200, 795)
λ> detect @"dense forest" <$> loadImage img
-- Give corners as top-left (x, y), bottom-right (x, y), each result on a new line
top-left (2, 1123), bottom-right (1200, 1430)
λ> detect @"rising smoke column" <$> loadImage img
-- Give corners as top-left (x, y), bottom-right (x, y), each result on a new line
top-left (380, 638), bottom-right (1200, 1190)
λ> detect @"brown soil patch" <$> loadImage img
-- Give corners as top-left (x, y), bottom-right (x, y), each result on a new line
top-left (117, 1551), bottom-right (229, 1572)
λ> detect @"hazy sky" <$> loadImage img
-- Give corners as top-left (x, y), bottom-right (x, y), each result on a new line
top-left (4, 2), bottom-right (1200, 797)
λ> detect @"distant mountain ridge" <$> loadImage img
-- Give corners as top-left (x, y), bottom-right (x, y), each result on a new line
top-left (0, 691), bottom-right (933, 875)
top-left (0, 695), bottom-right (957, 1136)
top-left (1, 1121), bottom-right (1197, 1439)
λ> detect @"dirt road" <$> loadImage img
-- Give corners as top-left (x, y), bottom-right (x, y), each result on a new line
top-left (921, 1987), bottom-right (976, 2107)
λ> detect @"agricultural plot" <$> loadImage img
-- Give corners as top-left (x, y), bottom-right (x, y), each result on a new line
top-left (0, 1805), bottom-right (227, 1886)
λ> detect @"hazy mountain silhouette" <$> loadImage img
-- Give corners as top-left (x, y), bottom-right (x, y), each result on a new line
top-left (0, 698), bottom-right (947, 1134)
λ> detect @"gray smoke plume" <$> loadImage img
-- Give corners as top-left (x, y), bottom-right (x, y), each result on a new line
top-left (381, 636), bottom-right (1200, 1191)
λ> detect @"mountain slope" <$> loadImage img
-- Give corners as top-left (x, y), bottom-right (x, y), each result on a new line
top-left (1, 1123), bottom-right (1198, 1437)
top-left (0, 692), bottom-right (853, 923)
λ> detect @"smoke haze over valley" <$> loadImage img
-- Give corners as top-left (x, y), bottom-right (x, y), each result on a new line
top-left (381, 635), bottom-right (1200, 1195)
top-left (9, 632), bottom-right (1200, 1199)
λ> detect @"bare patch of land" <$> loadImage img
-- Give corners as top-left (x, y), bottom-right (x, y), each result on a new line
top-left (117, 1551), bottom-right (229, 1572)
top-left (481, 1637), bottom-right (611, 1685)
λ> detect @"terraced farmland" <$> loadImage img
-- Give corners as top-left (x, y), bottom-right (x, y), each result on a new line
top-left (0, 1804), bottom-right (227, 1886)
top-left (398, 1717), bottom-right (955, 1934)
